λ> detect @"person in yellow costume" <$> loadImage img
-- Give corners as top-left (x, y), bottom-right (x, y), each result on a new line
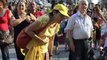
top-left (24, 4), bottom-right (69, 60)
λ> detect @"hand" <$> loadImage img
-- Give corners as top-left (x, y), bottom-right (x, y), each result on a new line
top-left (26, 15), bottom-right (31, 23)
top-left (99, 46), bottom-right (104, 51)
top-left (38, 37), bottom-right (49, 45)
top-left (43, 37), bottom-right (49, 42)
top-left (26, 13), bottom-right (36, 23)
top-left (29, 13), bottom-right (36, 21)
top-left (69, 42), bottom-right (75, 52)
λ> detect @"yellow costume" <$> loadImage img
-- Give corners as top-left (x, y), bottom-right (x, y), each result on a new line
top-left (25, 14), bottom-right (60, 60)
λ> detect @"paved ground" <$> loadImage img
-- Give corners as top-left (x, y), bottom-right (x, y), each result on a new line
top-left (0, 44), bottom-right (69, 60)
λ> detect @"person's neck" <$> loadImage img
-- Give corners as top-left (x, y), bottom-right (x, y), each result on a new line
top-left (18, 11), bottom-right (26, 16)
top-left (50, 18), bottom-right (61, 24)
top-left (79, 11), bottom-right (86, 16)
top-left (31, 9), bottom-right (37, 14)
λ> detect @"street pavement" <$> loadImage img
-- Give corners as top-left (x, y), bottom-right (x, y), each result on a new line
top-left (0, 45), bottom-right (69, 60)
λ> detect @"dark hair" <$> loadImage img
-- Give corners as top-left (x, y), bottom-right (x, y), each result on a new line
top-left (87, 9), bottom-right (92, 13)
top-left (58, 0), bottom-right (64, 4)
top-left (73, 6), bottom-right (78, 14)
top-left (93, 7), bottom-right (102, 15)
top-left (49, 10), bottom-right (59, 17)
top-left (93, 17), bottom-right (98, 22)
top-left (8, 2), bottom-right (13, 10)
top-left (51, 1), bottom-right (57, 9)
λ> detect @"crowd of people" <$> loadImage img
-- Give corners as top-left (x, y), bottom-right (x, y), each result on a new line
top-left (0, 0), bottom-right (107, 60)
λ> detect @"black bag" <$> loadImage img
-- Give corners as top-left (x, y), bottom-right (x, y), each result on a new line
top-left (0, 25), bottom-right (14, 45)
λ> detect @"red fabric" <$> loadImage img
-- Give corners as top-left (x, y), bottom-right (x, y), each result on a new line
top-left (58, 35), bottom-right (66, 44)
top-left (16, 30), bottom-right (31, 48)
top-left (0, 10), bottom-right (10, 32)
top-left (16, 23), bottom-right (48, 49)
top-left (32, 10), bottom-right (44, 18)
top-left (97, 17), bottom-right (102, 27)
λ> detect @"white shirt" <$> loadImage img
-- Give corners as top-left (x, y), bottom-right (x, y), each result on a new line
top-left (65, 11), bottom-right (93, 39)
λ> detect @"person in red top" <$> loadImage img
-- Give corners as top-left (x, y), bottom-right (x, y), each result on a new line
top-left (92, 6), bottom-right (103, 47)
top-left (28, 1), bottom-right (44, 18)
top-left (0, 0), bottom-right (15, 60)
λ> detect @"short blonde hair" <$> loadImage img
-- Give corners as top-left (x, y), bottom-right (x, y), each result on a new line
top-left (78, 0), bottom-right (88, 5)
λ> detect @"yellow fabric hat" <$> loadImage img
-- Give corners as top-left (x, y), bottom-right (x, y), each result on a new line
top-left (53, 4), bottom-right (69, 17)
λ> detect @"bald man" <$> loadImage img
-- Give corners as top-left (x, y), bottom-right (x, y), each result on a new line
top-left (65, 0), bottom-right (93, 60)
